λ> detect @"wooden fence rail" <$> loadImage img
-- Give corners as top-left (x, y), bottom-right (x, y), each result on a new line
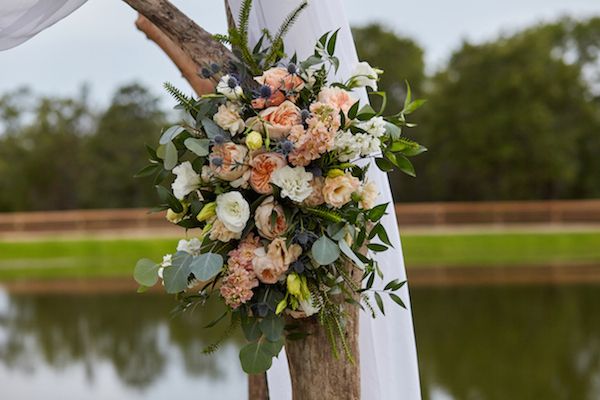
top-left (0, 199), bottom-right (599, 234)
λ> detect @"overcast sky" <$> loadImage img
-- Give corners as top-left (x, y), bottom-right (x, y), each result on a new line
top-left (1, 0), bottom-right (599, 108)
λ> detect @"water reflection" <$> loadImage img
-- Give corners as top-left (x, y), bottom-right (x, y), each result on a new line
top-left (413, 285), bottom-right (600, 400)
top-left (0, 290), bottom-right (246, 399)
top-left (0, 285), bottom-right (599, 399)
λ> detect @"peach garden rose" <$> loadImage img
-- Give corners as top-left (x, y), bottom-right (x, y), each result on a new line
top-left (250, 152), bottom-right (287, 194)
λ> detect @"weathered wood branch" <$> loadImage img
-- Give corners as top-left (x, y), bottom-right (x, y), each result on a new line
top-left (134, 15), bottom-right (213, 96)
top-left (284, 263), bottom-right (362, 400)
top-left (122, 0), bottom-right (237, 72)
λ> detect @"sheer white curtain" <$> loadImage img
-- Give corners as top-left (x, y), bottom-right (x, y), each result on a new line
top-left (0, 0), bottom-right (86, 50)
top-left (0, 0), bottom-right (422, 397)
top-left (227, 1), bottom-right (421, 399)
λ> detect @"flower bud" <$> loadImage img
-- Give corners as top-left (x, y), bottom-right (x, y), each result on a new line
top-left (327, 168), bottom-right (344, 178)
top-left (196, 202), bottom-right (217, 222)
top-left (287, 273), bottom-right (303, 298)
top-left (165, 203), bottom-right (188, 224)
top-left (245, 131), bottom-right (263, 150)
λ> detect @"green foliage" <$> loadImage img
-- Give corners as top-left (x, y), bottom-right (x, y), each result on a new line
top-left (311, 235), bottom-right (340, 265)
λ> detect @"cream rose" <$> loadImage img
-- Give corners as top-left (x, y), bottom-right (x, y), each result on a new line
top-left (250, 152), bottom-right (287, 194)
top-left (252, 100), bottom-right (302, 139)
top-left (270, 165), bottom-right (313, 203)
top-left (216, 191), bottom-right (250, 233)
top-left (252, 238), bottom-right (302, 284)
top-left (322, 173), bottom-right (361, 208)
top-left (213, 102), bottom-right (245, 135)
top-left (209, 143), bottom-right (249, 181)
top-left (254, 196), bottom-right (288, 239)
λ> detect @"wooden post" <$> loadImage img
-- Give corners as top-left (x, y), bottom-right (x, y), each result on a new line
top-left (285, 303), bottom-right (361, 400)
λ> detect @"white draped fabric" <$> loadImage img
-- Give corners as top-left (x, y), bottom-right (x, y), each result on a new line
top-left (226, 1), bottom-right (421, 399)
top-left (0, 0), bottom-right (86, 50)
top-left (0, 0), bottom-right (421, 398)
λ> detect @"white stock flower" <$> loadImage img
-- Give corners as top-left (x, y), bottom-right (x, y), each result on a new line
top-left (355, 116), bottom-right (386, 138)
top-left (172, 161), bottom-right (201, 200)
top-left (216, 191), bottom-right (250, 233)
top-left (351, 61), bottom-right (381, 90)
top-left (177, 238), bottom-right (202, 256)
top-left (213, 102), bottom-right (245, 135)
top-left (334, 131), bottom-right (381, 162)
top-left (216, 74), bottom-right (244, 100)
top-left (334, 130), bottom-right (362, 162)
top-left (270, 165), bottom-right (313, 202)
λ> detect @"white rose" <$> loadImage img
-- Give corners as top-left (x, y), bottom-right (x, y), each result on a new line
top-left (355, 116), bottom-right (386, 138)
top-left (172, 161), bottom-right (201, 200)
top-left (213, 102), bottom-right (245, 135)
top-left (177, 238), bottom-right (202, 256)
top-left (216, 74), bottom-right (244, 100)
top-left (216, 191), bottom-right (250, 233)
top-left (270, 165), bottom-right (313, 203)
top-left (351, 61), bottom-right (381, 91)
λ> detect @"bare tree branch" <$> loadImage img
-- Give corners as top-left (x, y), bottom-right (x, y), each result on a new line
top-left (122, 0), bottom-right (237, 73)
top-left (135, 15), bottom-right (213, 96)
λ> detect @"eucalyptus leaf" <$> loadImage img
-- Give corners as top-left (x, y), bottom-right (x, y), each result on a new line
top-left (184, 138), bottom-right (210, 156)
top-left (190, 253), bottom-right (223, 281)
top-left (133, 258), bottom-right (160, 287)
top-left (164, 141), bottom-right (178, 171)
top-left (241, 314), bottom-right (262, 341)
top-left (162, 251), bottom-right (192, 294)
top-left (239, 339), bottom-right (283, 374)
top-left (159, 125), bottom-right (185, 145)
top-left (311, 235), bottom-right (340, 265)
top-left (201, 118), bottom-right (226, 139)
top-left (338, 239), bottom-right (365, 269)
top-left (259, 315), bottom-right (285, 342)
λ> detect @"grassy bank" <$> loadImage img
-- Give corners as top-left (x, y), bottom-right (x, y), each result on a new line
top-left (0, 231), bottom-right (599, 280)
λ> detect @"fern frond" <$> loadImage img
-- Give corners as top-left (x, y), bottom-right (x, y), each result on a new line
top-left (163, 82), bottom-right (196, 112)
top-left (237, 0), bottom-right (253, 47)
top-left (303, 206), bottom-right (344, 223)
top-left (213, 33), bottom-right (232, 45)
top-left (203, 314), bottom-right (240, 354)
top-left (264, 0), bottom-right (308, 66)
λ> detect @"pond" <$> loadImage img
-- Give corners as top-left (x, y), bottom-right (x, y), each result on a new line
top-left (0, 284), bottom-right (598, 400)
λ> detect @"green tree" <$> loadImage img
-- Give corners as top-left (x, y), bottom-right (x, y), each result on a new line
top-left (418, 17), bottom-right (600, 201)
top-left (79, 84), bottom-right (165, 208)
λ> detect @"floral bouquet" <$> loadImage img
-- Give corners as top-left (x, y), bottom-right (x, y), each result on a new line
top-left (133, 2), bottom-right (425, 374)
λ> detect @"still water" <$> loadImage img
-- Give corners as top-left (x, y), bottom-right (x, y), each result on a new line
top-left (0, 284), bottom-right (598, 400)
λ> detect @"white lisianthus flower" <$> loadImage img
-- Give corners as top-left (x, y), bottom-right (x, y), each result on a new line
top-left (299, 295), bottom-right (320, 317)
top-left (216, 74), bottom-right (244, 100)
top-left (350, 61), bottom-right (381, 90)
top-left (213, 102), bottom-right (245, 135)
top-left (172, 161), bottom-right (201, 200)
top-left (216, 191), bottom-right (250, 233)
top-left (177, 238), bottom-right (202, 256)
top-left (270, 165), bottom-right (314, 202)
top-left (355, 116), bottom-right (386, 138)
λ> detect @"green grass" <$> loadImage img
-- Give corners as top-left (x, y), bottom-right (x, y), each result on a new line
top-left (0, 231), bottom-right (599, 281)
top-left (402, 231), bottom-right (600, 267)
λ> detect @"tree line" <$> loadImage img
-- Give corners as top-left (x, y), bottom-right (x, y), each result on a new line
top-left (0, 17), bottom-right (599, 211)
